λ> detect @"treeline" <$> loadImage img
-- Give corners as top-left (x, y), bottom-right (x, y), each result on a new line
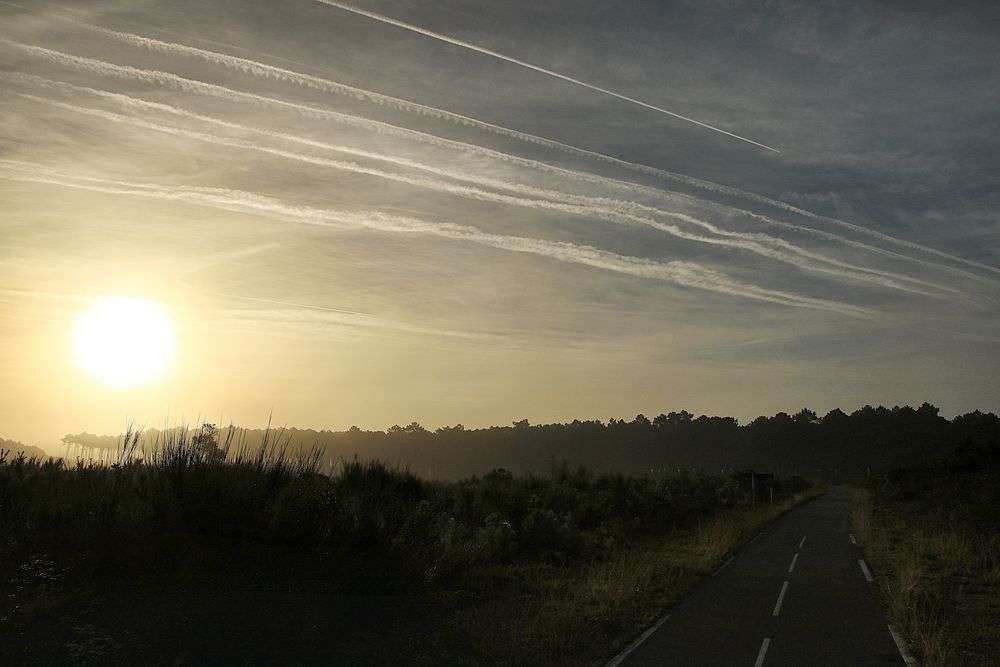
top-left (0, 437), bottom-right (46, 461)
top-left (59, 403), bottom-right (1000, 481)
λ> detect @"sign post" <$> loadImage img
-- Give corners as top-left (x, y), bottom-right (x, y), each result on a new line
top-left (750, 471), bottom-right (775, 505)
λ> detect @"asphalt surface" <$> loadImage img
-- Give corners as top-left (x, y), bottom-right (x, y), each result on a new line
top-left (613, 487), bottom-right (906, 666)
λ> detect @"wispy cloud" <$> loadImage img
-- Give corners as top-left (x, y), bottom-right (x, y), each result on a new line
top-left (85, 25), bottom-right (996, 281)
top-left (6, 73), bottom-right (975, 303)
top-left (211, 294), bottom-right (500, 342)
top-left (0, 161), bottom-right (873, 317)
top-left (11, 33), bottom-right (990, 288)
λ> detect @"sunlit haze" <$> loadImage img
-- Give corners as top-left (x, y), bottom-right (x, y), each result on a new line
top-left (1, 0), bottom-right (998, 454)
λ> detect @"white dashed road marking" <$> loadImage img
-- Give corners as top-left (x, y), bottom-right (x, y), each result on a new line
top-left (772, 581), bottom-right (789, 616)
top-left (754, 638), bottom-right (771, 667)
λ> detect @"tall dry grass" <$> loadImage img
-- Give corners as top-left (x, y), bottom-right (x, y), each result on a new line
top-left (852, 482), bottom-right (1000, 667)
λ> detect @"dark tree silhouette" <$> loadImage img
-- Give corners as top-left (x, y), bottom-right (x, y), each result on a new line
top-left (191, 423), bottom-right (224, 462)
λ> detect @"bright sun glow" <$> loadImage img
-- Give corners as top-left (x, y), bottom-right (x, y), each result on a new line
top-left (75, 297), bottom-right (174, 388)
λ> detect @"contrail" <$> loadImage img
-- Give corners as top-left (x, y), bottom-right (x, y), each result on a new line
top-left (0, 163), bottom-right (871, 317)
top-left (79, 27), bottom-right (786, 183)
top-left (209, 293), bottom-right (369, 318)
top-left (26, 27), bottom-right (790, 196)
top-left (312, 0), bottom-right (780, 153)
top-left (13, 87), bottom-right (960, 301)
top-left (9, 41), bottom-right (994, 288)
top-left (58, 31), bottom-right (999, 279)
top-left (4, 7), bottom-right (994, 278)
top-left (2, 68), bottom-right (972, 299)
top-left (13, 38), bottom-right (768, 200)
top-left (209, 295), bottom-right (500, 342)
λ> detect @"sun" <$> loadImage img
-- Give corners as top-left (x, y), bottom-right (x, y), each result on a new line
top-left (75, 296), bottom-right (174, 388)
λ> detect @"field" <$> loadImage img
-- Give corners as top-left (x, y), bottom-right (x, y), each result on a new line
top-left (1, 428), bottom-right (816, 665)
top-left (851, 441), bottom-right (1000, 666)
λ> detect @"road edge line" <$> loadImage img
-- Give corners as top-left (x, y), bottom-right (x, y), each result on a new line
top-left (859, 558), bottom-right (874, 582)
top-left (754, 638), bottom-right (771, 667)
top-left (888, 624), bottom-right (918, 665)
top-left (604, 614), bottom-right (670, 667)
top-left (712, 556), bottom-right (734, 576)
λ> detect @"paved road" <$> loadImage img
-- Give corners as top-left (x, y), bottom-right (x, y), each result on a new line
top-left (612, 487), bottom-right (908, 666)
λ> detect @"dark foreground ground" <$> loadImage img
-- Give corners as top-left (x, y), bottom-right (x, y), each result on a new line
top-left (0, 450), bottom-right (815, 665)
top-left (3, 536), bottom-right (464, 665)
top-left (5, 496), bottom-right (835, 665)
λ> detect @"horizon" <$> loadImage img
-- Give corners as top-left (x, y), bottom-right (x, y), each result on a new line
top-left (2, 0), bottom-right (998, 454)
top-left (13, 400), bottom-right (992, 459)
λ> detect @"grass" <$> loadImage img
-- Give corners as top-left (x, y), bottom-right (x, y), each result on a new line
top-left (0, 427), bottom-right (818, 665)
top-left (850, 441), bottom-right (1000, 667)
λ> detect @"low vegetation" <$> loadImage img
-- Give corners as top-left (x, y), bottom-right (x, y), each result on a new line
top-left (852, 440), bottom-right (1000, 666)
top-left (1, 425), bottom-right (816, 665)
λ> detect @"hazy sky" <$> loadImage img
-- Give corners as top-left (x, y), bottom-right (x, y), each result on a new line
top-left (2, 0), bottom-right (999, 451)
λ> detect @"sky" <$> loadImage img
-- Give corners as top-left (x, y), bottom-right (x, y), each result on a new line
top-left (2, 0), bottom-right (999, 452)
